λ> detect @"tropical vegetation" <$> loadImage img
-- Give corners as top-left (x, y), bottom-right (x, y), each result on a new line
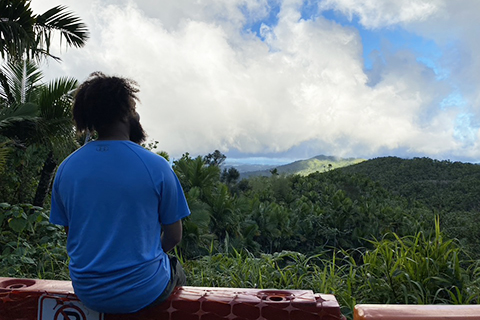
top-left (0, 0), bottom-right (89, 61)
top-left (1, 0), bottom-right (87, 205)
top-left (3, 150), bottom-right (480, 319)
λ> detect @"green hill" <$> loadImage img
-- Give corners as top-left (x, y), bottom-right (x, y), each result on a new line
top-left (338, 156), bottom-right (480, 212)
top-left (337, 156), bottom-right (480, 256)
top-left (241, 155), bottom-right (365, 178)
top-left (240, 155), bottom-right (480, 255)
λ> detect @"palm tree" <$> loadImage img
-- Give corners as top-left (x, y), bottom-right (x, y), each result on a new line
top-left (208, 184), bottom-right (239, 240)
top-left (0, 0), bottom-right (89, 61)
top-left (32, 76), bottom-right (78, 206)
top-left (0, 59), bottom-right (78, 205)
top-left (0, 59), bottom-right (42, 139)
top-left (0, 1), bottom-right (86, 203)
top-left (173, 154), bottom-right (221, 200)
top-left (177, 188), bottom-right (213, 258)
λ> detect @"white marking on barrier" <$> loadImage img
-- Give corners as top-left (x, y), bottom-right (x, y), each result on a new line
top-left (38, 295), bottom-right (104, 320)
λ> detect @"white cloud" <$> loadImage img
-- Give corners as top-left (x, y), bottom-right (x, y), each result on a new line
top-left (318, 0), bottom-right (443, 29)
top-left (29, 0), bottom-right (480, 161)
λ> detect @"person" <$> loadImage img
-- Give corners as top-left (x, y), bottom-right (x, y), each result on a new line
top-left (49, 72), bottom-right (191, 314)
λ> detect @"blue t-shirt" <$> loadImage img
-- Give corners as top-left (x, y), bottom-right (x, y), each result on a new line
top-left (50, 140), bottom-right (190, 313)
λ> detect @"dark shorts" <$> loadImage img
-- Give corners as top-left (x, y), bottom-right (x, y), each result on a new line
top-left (143, 256), bottom-right (186, 310)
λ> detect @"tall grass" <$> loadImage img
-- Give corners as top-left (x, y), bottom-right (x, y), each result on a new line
top-left (357, 216), bottom-right (477, 305)
top-left (184, 218), bottom-right (479, 319)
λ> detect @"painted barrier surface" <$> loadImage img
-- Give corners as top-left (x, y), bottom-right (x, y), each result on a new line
top-left (0, 277), bottom-right (344, 320)
top-left (354, 304), bottom-right (480, 320)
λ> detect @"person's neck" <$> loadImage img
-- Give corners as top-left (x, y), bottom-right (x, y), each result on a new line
top-left (96, 121), bottom-right (130, 141)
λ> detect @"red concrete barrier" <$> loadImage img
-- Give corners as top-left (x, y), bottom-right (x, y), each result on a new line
top-left (354, 304), bottom-right (480, 320)
top-left (0, 277), bottom-right (345, 320)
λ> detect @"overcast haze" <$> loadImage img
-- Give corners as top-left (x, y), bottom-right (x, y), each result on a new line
top-left (30, 0), bottom-right (480, 162)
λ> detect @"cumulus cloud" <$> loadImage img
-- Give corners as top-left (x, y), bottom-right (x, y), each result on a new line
top-left (318, 0), bottom-right (442, 29)
top-left (30, 0), bottom-right (480, 161)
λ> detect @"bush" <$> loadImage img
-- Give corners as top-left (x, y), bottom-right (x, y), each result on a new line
top-left (0, 203), bottom-right (69, 279)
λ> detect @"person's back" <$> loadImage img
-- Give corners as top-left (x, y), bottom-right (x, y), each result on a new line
top-left (50, 72), bottom-right (190, 313)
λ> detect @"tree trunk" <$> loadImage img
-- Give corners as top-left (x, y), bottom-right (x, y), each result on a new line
top-left (33, 151), bottom-right (57, 207)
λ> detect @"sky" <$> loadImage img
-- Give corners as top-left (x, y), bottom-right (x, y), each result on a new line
top-left (30, 0), bottom-right (480, 163)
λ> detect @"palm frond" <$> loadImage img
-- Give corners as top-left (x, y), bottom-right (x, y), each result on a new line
top-left (0, 69), bottom-right (14, 105)
top-left (34, 5), bottom-right (89, 54)
top-left (0, 102), bottom-right (38, 143)
top-left (0, 0), bottom-right (36, 60)
top-left (38, 77), bottom-right (77, 119)
top-left (0, 1), bottom-right (89, 61)
top-left (35, 76), bottom-right (78, 158)
top-left (0, 102), bottom-right (38, 129)
top-left (0, 140), bottom-right (13, 174)
top-left (0, 59), bottom-right (43, 107)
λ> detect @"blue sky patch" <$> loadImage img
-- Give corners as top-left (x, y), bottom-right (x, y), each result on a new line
top-left (241, 0), bottom-right (281, 40)
top-left (300, 0), bottom-right (321, 21)
top-left (454, 113), bottom-right (479, 147)
top-left (441, 92), bottom-right (467, 110)
top-left (318, 7), bottom-right (443, 75)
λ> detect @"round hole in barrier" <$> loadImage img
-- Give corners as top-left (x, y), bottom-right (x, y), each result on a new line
top-left (0, 279), bottom-right (36, 289)
top-left (9, 284), bottom-right (27, 289)
top-left (257, 290), bottom-right (294, 302)
top-left (267, 295), bottom-right (286, 302)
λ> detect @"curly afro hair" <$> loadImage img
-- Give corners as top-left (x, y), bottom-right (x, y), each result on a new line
top-left (73, 72), bottom-right (140, 133)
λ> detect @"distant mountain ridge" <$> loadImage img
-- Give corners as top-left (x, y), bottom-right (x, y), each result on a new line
top-left (237, 155), bottom-right (480, 213)
top-left (337, 156), bottom-right (480, 212)
top-left (239, 155), bottom-right (366, 178)
top-left (233, 155), bottom-right (480, 260)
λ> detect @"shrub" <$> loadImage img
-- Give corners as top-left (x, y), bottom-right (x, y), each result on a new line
top-left (0, 203), bottom-right (69, 279)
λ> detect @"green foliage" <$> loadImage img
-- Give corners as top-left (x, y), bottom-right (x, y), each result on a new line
top-left (185, 250), bottom-right (333, 292)
top-left (236, 170), bottom-right (429, 254)
top-left (141, 140), bottom-right (170, 161)
top-left (157, 151), bottom-right (170, 161)
top-left (36, 76), bottom-right (78, 157)
top-left (340, 157), bottom-right (480, 212)
top-left (0, 60), bottom-right (79, 206)
top-left (178, 187), bottom-right (215, 258)
top-left (0, 144), bottom-right (49, 203)
top-left (221, 167), bottom-right (240, 185)
top-left (174, 153), bottom-right (221, 197)
top-left (358, 217), bottom-right (475, 305)
top-left (0, 140), bottom-right (12, 174)
top-left (2, 147), bottom-right (480, 320)
top-left (0, 203), bottom-right (68, 279)
top-left (203, 150), bottom-right (226, 167)
top-left (163, 153), bottom-right (443, 268)
top-left (184, 222), bottom-right (480, 319)
top-left (142, 139), bottom-right (159, 151)
top-left (1, 1), bottom-right (86, 206)
top-left (0, 0), bottom-right (89, 61)
top-left (340, 157), bottom-right (480, 258)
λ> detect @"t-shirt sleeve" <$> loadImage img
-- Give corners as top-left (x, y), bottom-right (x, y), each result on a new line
top-left (158, 167), bottom-right (191, 225)
top-left (49, 177), bottom-right (69, 227)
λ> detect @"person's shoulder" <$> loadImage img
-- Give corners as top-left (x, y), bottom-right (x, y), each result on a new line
top-left (58, 144), bottom-right (87, 167)
top-left (124, 142), bottom-right (170, 165)
top-left (54, 144), bottom-right (90, 178)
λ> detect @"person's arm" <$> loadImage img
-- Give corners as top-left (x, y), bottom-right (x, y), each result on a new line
top-left (161, 220), bottom-right (183, 252)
